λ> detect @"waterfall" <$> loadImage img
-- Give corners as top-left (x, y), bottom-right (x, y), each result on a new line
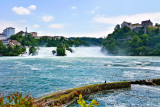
top-left (21, 46), bottom-right (106, 57)
top-left (66, 47), bottom-right (106, 57)
top-left (36, 47), bottom-right (57, 56)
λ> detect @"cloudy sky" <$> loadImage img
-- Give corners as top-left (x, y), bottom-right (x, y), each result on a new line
top-left (0, 0), bottom-right (160, 37)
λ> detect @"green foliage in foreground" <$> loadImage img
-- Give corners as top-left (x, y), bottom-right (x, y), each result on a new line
top-left (0, 41), bottom-right (26, 56)
top-left (0, 91), bottom-right (35, 107)
top-left (56, 44), bottom-right (66, 56)
top-left (102, 25), bottom-right (160, 56)
top-left (76, 94), bottom-right (99, 107)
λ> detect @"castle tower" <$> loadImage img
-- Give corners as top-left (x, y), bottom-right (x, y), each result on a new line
top-left (26, 27), bottom-right (28, 33)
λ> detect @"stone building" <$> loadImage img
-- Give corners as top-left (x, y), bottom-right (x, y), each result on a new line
top-left (31, 32), bottom-right (38, 37)
top-left (121, 21), bottom-right (132, 29)
top-left (121, 20), bottom-right (153, 30)
top-left (141, 20), bottom-right (153, 27)
top-left (7, 39), bottom-right (21, 46)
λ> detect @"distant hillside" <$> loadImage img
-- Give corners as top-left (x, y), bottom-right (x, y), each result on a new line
top-left (102, 24), bottom-right (160, 56)
top-left (69, 37), bottom-right (104, 46)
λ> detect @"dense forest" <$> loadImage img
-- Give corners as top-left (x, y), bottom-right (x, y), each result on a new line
top-left (102, 24), bottom-right (160, 56)
top-left (10, 33), bottom-right (103, 47)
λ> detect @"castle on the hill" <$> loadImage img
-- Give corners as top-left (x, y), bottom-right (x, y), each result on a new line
top-left (121, 20), bottom-right (153, 30)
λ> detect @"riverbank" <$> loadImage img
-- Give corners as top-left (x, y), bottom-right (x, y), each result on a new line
top-left (35, 81), bottom-right (130, 106)
top-left (35, 78), bottom-right (160, 106)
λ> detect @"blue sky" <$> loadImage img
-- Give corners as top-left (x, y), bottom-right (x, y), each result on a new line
top-left (0, 0), bottom-right (160, 37)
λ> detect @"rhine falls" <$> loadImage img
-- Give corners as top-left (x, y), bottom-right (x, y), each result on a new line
top-left (22, 46), bottom-right (106, 57)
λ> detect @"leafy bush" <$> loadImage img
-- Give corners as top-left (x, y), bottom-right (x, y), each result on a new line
top-left (29, 46), bottom-right (37, 56)
top-left (0, 91), bottom-right (35, 107)
top-left (76, 94), bottom-right (99, 107)
top-left (56, 44), bottom-right (66, 56)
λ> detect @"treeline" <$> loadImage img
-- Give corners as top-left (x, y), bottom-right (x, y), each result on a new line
top-left (69, 37), bottom-right (104, 46)
top-left (102, 25), bottom-right (160, 56)
top-left (10, 33), bottom-right (103, 47)
top-left (0, 41), bottom-right (26, 56)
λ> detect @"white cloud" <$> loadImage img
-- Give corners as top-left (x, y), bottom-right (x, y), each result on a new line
top-left (32, 24), bottom-right (39, 28)
top-left (37, 26), bottom-right (113, 38)
top-left (67, 27), bottom-right (113, 38)
top-left (28, 5), bottom-right (36, 10)
top-left (93, 12), bottom-right (160, 25)
top-left (12, 5), bottom-right (36, 15)
top-left (71, 6), bottom-right (77, 10)
top-left (42, 15), bottom-right (54, 22)
top-left (12, 7), bottom-right (31, 15)
top-left (49, 24), bottom-right (64, 29)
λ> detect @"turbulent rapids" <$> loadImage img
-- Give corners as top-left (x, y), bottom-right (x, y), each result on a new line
top-left (1, 55), bottom-right (160, 106)
top-left (23, 47), bottom-right (106, 57)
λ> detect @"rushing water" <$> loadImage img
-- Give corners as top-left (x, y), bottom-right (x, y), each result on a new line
top-left (1, 47), bottom-right (160, 106)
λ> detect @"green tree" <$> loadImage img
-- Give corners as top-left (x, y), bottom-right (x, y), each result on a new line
top-left (0, 41), bottom-right (6, 55)
top-left (114, 24), bottom-right (121, 31)
top-left (29, 46), bottom-right (37, 56)
top-left (130, 35), bottom-right (142, 48)
top-left (56, 44), bottom-right (66, 56)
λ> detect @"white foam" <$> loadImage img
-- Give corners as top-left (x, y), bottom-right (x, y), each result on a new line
top-left (133, 85), bottom-right (160, 91)
top-left (37, 47), bottom-right (57, 57)
top-left (67, 46), bottom-right (106, 57)
top-left (21, 46), bottom-right (106, 57)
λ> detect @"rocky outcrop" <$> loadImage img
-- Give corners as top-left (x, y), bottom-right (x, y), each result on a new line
top-left (66, 47), bottom-right (73, 53)
top-left (131, 78), bottom-right (160, 85)
top-left (52, 50), bottom-right (56, 55)
top-left (131, 79), bottom-right (154, 85)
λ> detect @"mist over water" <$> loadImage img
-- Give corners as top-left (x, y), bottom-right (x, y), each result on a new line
top-left (37, 47), bottom-right (57, 57)
top-left (25, 46), bottom-right (106, 57)
top-left (67, 47), bottom-right (106, 57)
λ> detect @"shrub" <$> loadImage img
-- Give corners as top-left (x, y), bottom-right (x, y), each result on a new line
top-left (76, 94), bottom-right (99, 107)
top-left (0, 91), bottom-right (35, 107)
top-left (56, 44), bottom-right (66, 56)
top-left (29, 46), bottom-right (37, 56)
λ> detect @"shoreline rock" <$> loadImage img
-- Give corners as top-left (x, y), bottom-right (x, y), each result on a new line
top-left (131, 78), bottom-right (160, 85)
top-left (52, 50), bottom-right (56, 55)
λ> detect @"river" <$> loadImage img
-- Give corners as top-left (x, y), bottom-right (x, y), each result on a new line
top-left (0, 47), bottom-right (160, 106)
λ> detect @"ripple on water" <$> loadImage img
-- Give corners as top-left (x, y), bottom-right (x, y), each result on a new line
top-left (1, 56), bottom-right (160, 106)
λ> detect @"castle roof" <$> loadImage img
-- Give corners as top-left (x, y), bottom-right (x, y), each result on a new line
top-left (17, 31), bottom-right (24, 34)
top-left (141, 20), bottom-right (152, 24)
top-left (123, 21), bottom-right (132, 25)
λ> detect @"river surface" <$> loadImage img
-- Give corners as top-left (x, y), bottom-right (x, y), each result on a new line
top-left (1, 47), bottom-right (160, 106)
